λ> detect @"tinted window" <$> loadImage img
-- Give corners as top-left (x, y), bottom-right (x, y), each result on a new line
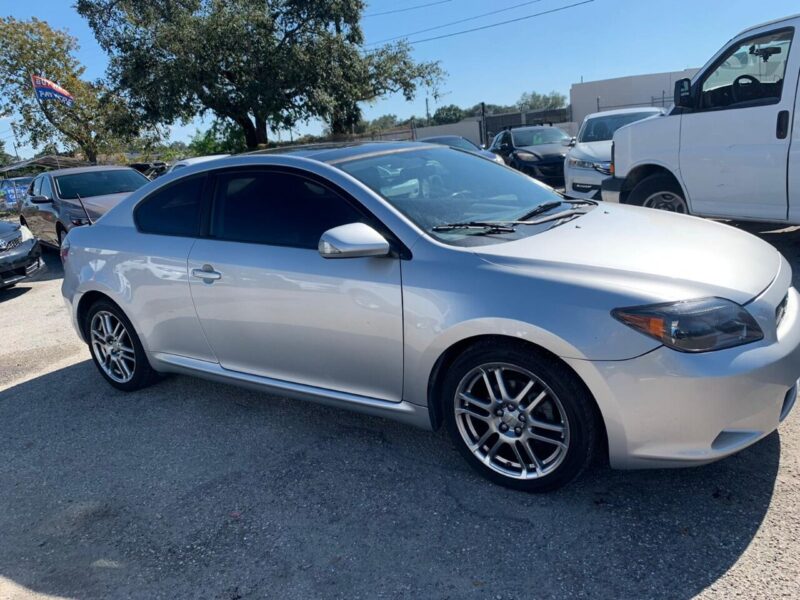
top-left (212, 170), bottom-right (364, 249)
top-left (135, 175), bottom-right (206, 237)
top-left (55, 169), bottom-right (148, 199)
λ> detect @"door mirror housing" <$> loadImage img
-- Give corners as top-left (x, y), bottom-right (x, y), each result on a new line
top-left (318, 222), bottom-right (391, 259)
top-left (566, 137), bottom-right (577, 147)
top-left (674, 78), bottom-right (694, 109)
top-left (30, 195), bottom-right (52, 204)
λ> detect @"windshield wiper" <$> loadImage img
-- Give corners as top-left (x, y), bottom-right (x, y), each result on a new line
top-left (432, 221), bottom-right (517, 233)
top-left (517, 201), bottom-right (563, 220)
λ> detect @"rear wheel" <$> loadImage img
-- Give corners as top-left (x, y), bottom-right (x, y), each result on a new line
top-left (84, 300), bottom-right (158, 392)
top-left (442, 342), bottom-right (598, 492)
top-left (628, 173), bottom-right (688, 214)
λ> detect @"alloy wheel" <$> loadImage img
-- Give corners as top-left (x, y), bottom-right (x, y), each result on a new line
top-left (89, 310), bottom-right (136, 383)
top-left (454, 363), bottom-right (570, 480)
top-left (643, 191), bottom-right (687, 213)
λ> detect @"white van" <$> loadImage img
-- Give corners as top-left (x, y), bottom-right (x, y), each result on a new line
top-left (602, 14), bottom-right (800, 223)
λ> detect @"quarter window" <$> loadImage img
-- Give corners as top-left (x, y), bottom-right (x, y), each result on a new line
top-left (211, 169), bottom-right (365, 249)
top-left (31, 177), bottom-right (41, 196)
top-left (135, 175), bottom-right (206, 237)
top-left (700, 29), bottom-right (793, 109)
top-left (40, 177), bottom-right (53, 199)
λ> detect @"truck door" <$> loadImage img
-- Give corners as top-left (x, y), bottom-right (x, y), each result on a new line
top-left (680, 27), bottom-right (796, 220)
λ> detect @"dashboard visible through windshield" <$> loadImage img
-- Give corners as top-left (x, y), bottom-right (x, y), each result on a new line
top-left (337, 147), bottom-right (589, 246)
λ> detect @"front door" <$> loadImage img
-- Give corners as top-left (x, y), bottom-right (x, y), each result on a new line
top-left (188, 167), bottom-right (404, 402)
top-left (680, 27), bottom-right (796, 220)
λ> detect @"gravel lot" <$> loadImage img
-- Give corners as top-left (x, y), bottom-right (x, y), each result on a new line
top-left (1, 225), bottom-right (800, 600)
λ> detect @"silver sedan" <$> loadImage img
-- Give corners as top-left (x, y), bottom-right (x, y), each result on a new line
top-left (61, 143), bottom-right (800, 492)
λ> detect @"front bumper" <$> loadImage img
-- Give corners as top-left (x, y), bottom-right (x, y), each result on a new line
top-left (564, 166), bottom-right (607, 200)
top-left (567, 285), bottom-right (800, 469)
top-left (515, 158), bottom-right (565, 187)
top-left (600, 176), bottom-right (623, 203)
top-left (0, 239), bottom-right (43, 289)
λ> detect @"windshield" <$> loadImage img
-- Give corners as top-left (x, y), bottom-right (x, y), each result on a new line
top-left (578, 112), bottom-right (659, 143)
top-left (337, 147), bottom-right (575, 246)
top-left (426, 137), bottom-right (479, 152)
top-left (54, 169), bottom-right (148, 200)
top-left (512, 128), bottom-right (569, 147)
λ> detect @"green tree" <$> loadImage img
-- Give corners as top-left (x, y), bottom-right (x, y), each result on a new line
top-left (77, 0), bottom-right (443, 149)
top-left (516, 91), bottom-right (567, 112)
top-left (0, 140), bottom-right (13, 166)
top-left (0, 17), bottom-right (150, 163)
top-left (367, 114), bottom-right (400, 131)
top-left (188, 119), bottom-right (248, 156)
top-left (432, 104), bottom-right (464, 125)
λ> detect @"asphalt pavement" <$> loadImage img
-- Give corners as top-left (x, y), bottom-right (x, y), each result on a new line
top-left (1, 229), bottom-right (799, 600)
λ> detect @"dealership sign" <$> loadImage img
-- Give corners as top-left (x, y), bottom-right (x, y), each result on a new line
top-left (31, 75), bottom-right (74, 107)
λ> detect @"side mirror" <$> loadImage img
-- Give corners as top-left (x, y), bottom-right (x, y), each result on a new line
top-left (319, 222), bottom-right (391, 259)
top-left (674, 78), bottom-right (694, 109)
top-left (566, 137), bottom-right (577, 147)
top-left (31, 195), bottom-right (52, 204)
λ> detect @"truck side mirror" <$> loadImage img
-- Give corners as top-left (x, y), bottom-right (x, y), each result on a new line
top-left (674, 78), bottom-right (694, 109)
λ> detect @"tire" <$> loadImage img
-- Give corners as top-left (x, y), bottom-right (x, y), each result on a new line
top-left (442, 342), bottom-right (598, 492)
top-left (84, 299), bottom-right (159, 392)
top-left (627, 173), bottom-right (688, 214)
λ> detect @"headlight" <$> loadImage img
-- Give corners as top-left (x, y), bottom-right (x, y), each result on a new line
top-left (515, 151), bottom-right (540, 162)
top-left (568, 158), bottom-right (595, 169)
top-left (612, 297), bottom-right (763, 352)
top-left (19, 225), bottom-right (34, 242)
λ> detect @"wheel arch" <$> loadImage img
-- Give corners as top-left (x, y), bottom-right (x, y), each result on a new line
top-left (76, 290), bottom-right (131, 341)
top-left (620, 164), bottom-right (686, 206)
top-left (426, 334), bottom-right (608, 461)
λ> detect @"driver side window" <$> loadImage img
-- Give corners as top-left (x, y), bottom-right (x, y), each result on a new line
top-left (700, 28), bottom-right (793, 110)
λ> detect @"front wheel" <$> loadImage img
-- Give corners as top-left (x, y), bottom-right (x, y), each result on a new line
top-left (84, 300), bottom-right (158, 392)
top-left (628, 173), bottom-right (688, 214)
top-left (442, 342), bottom-right (599, 492)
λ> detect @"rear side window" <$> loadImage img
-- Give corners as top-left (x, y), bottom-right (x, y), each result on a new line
top-left (135, 175), bottom-right (206, 237)
top-left (211, 169), bottom-right (365, 249)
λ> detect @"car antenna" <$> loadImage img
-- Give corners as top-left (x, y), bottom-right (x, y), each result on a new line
top-left (75, 193), bottom-right (94, 225)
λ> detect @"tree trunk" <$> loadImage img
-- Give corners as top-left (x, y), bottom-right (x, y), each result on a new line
top-left (235, 116), bottom-right (259, 149)
top-left (84, 147), bottom-right (98, 164)
top-left (254, 114), bottom-right (268, 147)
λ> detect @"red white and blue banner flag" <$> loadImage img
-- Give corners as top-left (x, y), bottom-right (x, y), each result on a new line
top-left (31, 75), bottom-right (74, 107)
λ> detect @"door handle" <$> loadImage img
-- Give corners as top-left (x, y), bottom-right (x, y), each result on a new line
top-left (191, 265), bottom-right (222, 282)
top-left (777, 110), bottom-right (790, 139)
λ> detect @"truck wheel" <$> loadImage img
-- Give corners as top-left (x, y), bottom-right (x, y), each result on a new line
top-left (628, 173), bottom-right (688, 214)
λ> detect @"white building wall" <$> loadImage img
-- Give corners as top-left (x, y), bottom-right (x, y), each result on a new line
top-left (570, 69), bottom-right (699, 125)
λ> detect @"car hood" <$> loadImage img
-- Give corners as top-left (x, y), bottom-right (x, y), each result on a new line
top-left (62, 192), bottom-right (131, 220)
top-left (518, 143), bottom-right (568, 159)
top-left (569, 141), bottom-right (612, 162)
top-left (0, 221), bottom-right (20, 236)
top-left (474, 204), bottom-right (780, 305)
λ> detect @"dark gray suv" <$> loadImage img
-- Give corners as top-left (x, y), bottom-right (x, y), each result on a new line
top-left (20, 166), bottom-right (149, 247)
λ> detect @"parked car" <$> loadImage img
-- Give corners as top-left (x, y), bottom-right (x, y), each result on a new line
top-left (167, 154), bottom-right (230, 173)
top-left (488, 126), bottom-right (571, 187)
top-left (20, 166), bottom-right (149, 248)
top-left (564, 108), bottom-right (664, 200)
top-left (0, 177), bottom-right (34, 210)
top-left (602, 14), bottom-right (800, 221)
top-left (0, 221), bottom-right (42, 291)
top-left (418, 135), bottom-right (505, 164)
top-left (61, 142), bottom-right (799, 492)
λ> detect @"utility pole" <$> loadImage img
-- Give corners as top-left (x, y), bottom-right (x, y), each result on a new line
top-left (480, 102), bottom-right (487, 147)
top-left (425, 97), bottom-right (431, 126)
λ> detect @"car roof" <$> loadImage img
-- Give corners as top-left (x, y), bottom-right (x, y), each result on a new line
top-left (173, 154), bottom-right (230, 166)
top-left (248, 141), bottom-right (427, 164)
top-left (738, 13), bottom-right (800, 36)
top-left (38, 165), bottom-right (137, 177)
top-left (418, 135), bottom-right (463, 142)
top-left (508, 125), bottom-right (564, 132)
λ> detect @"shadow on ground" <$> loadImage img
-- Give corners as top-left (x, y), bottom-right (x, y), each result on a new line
top-left (0, 361), bottom-right (780, 599)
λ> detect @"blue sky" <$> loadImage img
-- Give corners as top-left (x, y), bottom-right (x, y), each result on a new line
top-left (2, 0), bottom-right (799, 156)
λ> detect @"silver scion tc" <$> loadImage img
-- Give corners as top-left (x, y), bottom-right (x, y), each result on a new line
top-left (61, 142), bottom-right (800, 492)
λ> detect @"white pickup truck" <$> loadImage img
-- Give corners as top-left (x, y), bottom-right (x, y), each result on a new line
top-left (602, 14), bottom-right (800, 224)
